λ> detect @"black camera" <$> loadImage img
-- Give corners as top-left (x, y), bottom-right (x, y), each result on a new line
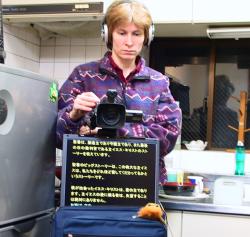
top-left (91, 89), bottom-right (143, 137)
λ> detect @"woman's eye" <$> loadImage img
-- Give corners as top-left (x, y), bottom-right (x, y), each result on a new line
top-left (134, 32), bottom-right (142, 36)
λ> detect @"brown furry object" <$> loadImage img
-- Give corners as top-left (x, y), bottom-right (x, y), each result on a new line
top-left (138, 203), bottom-right (165, 224)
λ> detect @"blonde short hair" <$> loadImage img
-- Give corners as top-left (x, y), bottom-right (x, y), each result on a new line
top-left (104, 0), bottom-right (153, 49)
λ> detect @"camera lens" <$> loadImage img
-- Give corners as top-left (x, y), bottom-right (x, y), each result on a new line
top-left (101, 107), bottom-right (121, 126)
top-left (96, 103), bottom-right (126, 129)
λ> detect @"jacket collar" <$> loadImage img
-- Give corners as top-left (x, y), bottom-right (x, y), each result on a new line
top-left (99, 51), bottom-right (150, 81)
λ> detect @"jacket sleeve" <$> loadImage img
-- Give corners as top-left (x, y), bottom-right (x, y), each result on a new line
top-left (56, 68), bottom-right (86, 148)
top-left (118, 76), bottom-right (182, 158)
top-left (144, 87), bottom-right (182, 157)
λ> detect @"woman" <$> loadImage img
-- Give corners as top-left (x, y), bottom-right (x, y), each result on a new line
top-left (56, 0), bottom-right (182, 183)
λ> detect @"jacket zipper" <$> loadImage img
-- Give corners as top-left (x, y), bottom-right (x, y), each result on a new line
top-left (119, 81), bottom-right (128, 108)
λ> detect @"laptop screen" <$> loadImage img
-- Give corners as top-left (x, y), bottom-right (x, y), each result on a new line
top-left (61, 134), bottom-right (159, 207)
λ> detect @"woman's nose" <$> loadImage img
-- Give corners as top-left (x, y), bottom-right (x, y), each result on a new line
top-left (125, 34), bottom-right (133, 45)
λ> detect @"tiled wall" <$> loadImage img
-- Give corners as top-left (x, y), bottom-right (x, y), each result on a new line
top-left (39, 36), bottom-right (107, 87)
top-left (3, 24), bottom-right (40, 73)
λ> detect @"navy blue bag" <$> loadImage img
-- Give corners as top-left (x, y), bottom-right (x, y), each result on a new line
top-left (52, 206), bottom-right (167, 237)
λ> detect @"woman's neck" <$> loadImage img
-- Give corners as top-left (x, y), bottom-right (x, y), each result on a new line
top-left (111, 54), bottom-right (136, 78)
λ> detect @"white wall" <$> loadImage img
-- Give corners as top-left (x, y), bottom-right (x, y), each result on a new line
top-left (3, 24), bottom-right (40, 72)
top-left (39, 36), bottom-right (106, 87)
top-left (165, 150), bottom-right (250, 176)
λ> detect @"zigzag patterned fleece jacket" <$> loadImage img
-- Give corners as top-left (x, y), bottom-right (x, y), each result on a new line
top-left (56, 52), bottom-right (182, 182)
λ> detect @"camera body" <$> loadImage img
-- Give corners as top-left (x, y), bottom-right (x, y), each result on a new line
top-left (91, 89), bottom-right (143, 137)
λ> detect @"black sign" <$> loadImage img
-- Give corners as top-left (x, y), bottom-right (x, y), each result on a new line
top-left (61, 135), bottom-right (159, 207)
top-left (2, 3), bottom-right (103, 15)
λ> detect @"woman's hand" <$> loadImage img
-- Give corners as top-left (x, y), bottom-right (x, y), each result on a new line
top-left (69, 92), bottom-right (100, 121)
top-left (78, 125), bottom-right (101, 136)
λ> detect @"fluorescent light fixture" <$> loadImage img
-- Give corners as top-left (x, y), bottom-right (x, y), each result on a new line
top-left (207, 26), bottom-right (250, 39)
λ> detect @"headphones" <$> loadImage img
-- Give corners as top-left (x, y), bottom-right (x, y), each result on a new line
top-left (101, 0), bottom-right (155, 48)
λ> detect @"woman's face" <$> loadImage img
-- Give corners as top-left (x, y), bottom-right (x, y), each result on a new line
top-left (111, 22), bottom-right (145, 63)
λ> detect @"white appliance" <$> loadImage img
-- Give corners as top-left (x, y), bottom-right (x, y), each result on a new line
top-left (0, 64), bottom-right (57, 237)
top-left (2, 0), bottom-right (104, 22)
top-left (213, 178), bottom-right (244, 206)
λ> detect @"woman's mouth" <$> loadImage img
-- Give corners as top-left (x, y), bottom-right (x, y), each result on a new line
top-left (123, 50), bottom-right (135, 54)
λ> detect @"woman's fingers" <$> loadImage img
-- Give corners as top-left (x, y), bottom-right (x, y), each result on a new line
top-left (70, 92), bottom-right (100, 121)
top-left (75, 92), bottom-right (100, 110)
top-left (78, 125), bottom-right (101, 136)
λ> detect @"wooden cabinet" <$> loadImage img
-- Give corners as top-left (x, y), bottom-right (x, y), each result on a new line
top-left (182, 211), bottom-right (250, 237)
top-left (107, 0), bottom-right (250, 24)
top-left (138, 0), bottom-right (192, 23)
top-left (166, 211), bottom-right (182, 237)
top-left (4, 1), bottom-right (250, 26)
top-left (104, 0), bottom-right (114, 11)
top-left (193, 0), bottom-right (250, 23)
top-left (166, 210), bottom-right (250, 237)
top-left (5, 0), bottom-right (250, 25)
